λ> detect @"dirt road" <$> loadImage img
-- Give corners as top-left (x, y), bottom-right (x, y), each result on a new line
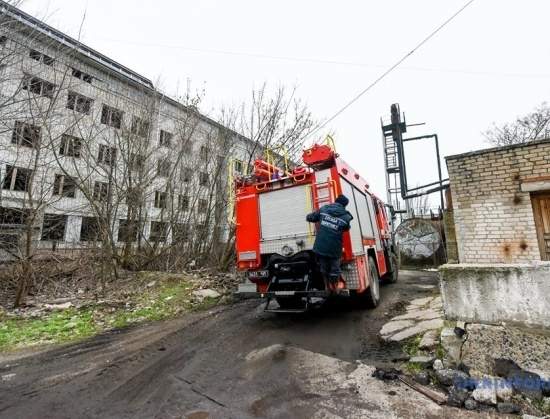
top-left (0, 271), bottom-right (496, 418)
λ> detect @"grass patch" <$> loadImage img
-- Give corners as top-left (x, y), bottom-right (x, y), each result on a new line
top-left (402, 335), bottom-right (422, 357)
top-left (0, 308), bottom-right (97, 350)
top-left (405, 362), bottom-right (424, 374)
top-left (0, 277), bottom-right (222, 352)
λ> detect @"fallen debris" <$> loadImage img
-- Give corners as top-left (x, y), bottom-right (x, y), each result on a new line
top-left (398, 375), bottom-right (447, 405)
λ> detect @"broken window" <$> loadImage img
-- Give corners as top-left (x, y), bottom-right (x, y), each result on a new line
top-left (118, 219), bottom-right (139, 242)
top-left (0, 207), bottom-right (28, 225)
top-left (131, 116), bottom-right (150, 138)
top-left (154, 191), bottom-right (167, 209)
top-left (11, 121), bottom-right (41, 148)
top-left (125, 187), bottom-right (142, 206)
top-left (41, 214), bottom-right (67, 241)
top-left (129, 153), bottom-right (145, 172)
top-left (3, 165), bottom-right (32, 192)
top-left (71, 67), bottom-right (93, 84)
top-left (101, 105), bottom-right (123, 129)
top-left (59, 134), bottom-right (82, 158)
top-left (181, 167), bottom-right (192, 182)
top-left (198, 198), bottom-right (208, 212)
top-left (178, 194), bottom-right (189, 211)
top-left (172, 223), bottom-right (189, 242)
top-left (98, 144), bottom-right (116, 166)
top-left (157, 159), bottom-right (171, 177)
top-left (199, 172), bottom-right (209, 186)
top-left (22, 75), bottom-right (55, 99)
top-left (149, 221), bottom-right (168, 242)
top-left (80, 217), bottom-right (100, 242)
top-left (159, 130), bottom-right (173, 147)
top-left (53, 174), bottom-right (76, 198)
top-left (67, 92), bottom-right (93, 115)
top-left (0, 36), bottom-right (7, 46)
top-left (29, 49), bottom-right (54, 66)
top-left (93, 181), bottom-right (109, 202)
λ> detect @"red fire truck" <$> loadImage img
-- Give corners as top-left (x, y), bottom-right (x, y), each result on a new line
top-left (234, 143), bottom-right (398, 312)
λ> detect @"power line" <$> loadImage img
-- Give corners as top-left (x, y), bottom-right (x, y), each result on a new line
top-left (98, 37), bottom-right (550, 80)
top-left (304, 0), bottom-right (477, 142)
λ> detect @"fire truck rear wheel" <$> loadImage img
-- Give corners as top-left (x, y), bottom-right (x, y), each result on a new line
top-left (365, 256), bottom-right (381, 308)
top-left (385, 252), bottom-right (399, 284)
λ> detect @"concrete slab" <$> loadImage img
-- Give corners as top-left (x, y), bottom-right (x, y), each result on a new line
top-left (389, 318), bottom-right (445, 342)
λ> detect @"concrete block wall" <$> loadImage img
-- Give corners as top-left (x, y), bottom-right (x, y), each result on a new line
top-left (446, 139), bottom-right (550, 263)
top-left (439, 263), bottom-right (550, 328)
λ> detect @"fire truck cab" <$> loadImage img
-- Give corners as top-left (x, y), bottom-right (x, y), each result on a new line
top-left (234, 143), bottom-right (398, 312)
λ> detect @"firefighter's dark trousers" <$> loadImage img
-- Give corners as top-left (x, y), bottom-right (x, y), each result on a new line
top-left (317, 255), bottom-right (341, 283)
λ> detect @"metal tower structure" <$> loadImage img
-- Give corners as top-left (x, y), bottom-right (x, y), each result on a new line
top-left (381, 104), bottom-right (449, 223)
top-left (381, 104), bottom-right (409, 221)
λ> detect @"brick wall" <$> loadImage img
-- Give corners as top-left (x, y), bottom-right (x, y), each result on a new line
top-left (446, 139), bottom-right (550, 263)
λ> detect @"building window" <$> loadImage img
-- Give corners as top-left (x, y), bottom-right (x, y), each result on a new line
top-left (199, 172), bottom-right (209, 186)
top-left (125, 187), bottom-right (142, 206)
top-left (3, 165), bottom-right (32, 192)
top-left (41, 214), bottom-right (67, 241)
top-left (60, 134), bottom-right (82, 158)
top-left (22, 75), bottom-right (55, 99)
top-left (234, 159), bottom-right (244, 173)
top-left (29, 49), bottom-right (54, 66)
top-left (178, 194), bottom-right (189, 211)
top-left (80, 217), bottom-right (100, 242)
top-left (93, 181), bottom-right (109, 202)
top-left (159, 130), bottom-right (173, 147)
top-left (98, 144), bottom-right (116, 166)
top-left (101, 105), bottom-right (123, 129)
top-left (67, 92), bottom-right (93, 115)
top-left (118, 219), bottom-right (138, 242)
top-left (154, 191), bottom-right (167, 209)
top-left (198, 198), bottom-right (208, 212)
top-left (182, 141), bottom-right (193, 154)
top-left (71, 68), bottom-right (93, 83)
top-left (11, 121), bottom-right (41, 148)
top-left (157, 159), bottom-right (171, 177)
top-left (131, 116), bottom-right (150, 138)
top-left (0, 36), bottom-right (7, 45)
top-left (150, 221), bottom-right (168, 242)
top-left (200, 146), bottom-right (209, 161)
top-left (53, 174), bottom-right (76, 198)
top-left (172, 223), bottom-right (188, 242)
top-left (181, 167), bottom-right (192, 182)
top-left (129, 153), bottom-right (145, 172)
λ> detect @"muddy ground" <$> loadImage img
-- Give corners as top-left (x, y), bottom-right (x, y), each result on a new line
top-left (0, 271), bottom-right (500, 418)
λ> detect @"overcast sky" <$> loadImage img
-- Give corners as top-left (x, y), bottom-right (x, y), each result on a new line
top-left (19, 0), bottom-right (550, 208)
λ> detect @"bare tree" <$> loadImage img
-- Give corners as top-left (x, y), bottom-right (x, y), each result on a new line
top-left (484, 102), bottom-right (550, 146)
top-left (216, 84), bottom-right (319, 269)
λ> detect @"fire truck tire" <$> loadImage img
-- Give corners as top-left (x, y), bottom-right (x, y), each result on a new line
top-left (384, 252), bottom-right (399, 284)
top-left (365, 256), bottom-right (381, 308)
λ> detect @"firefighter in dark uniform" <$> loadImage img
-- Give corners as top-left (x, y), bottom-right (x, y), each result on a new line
top-left (306, 195), bottom-right (353, 285)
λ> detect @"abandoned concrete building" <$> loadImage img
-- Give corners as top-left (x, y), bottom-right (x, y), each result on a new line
top-left (440, 139), bottom-right (550, 328)
top-left (0, 1), bottom-right (252, 254)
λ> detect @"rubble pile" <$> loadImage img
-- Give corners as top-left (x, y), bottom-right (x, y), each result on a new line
top-left (378, 296), bottom-right (550, 417)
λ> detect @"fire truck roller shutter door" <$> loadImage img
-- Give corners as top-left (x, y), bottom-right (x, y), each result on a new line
top-left (259, 184), bottom-right (314, 255)
top-left (340, 178), bottom-right (363, 255)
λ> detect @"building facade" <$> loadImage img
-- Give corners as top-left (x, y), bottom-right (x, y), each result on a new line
top-left (446, 139), bottom-right (550, 264)
top-left (0, 1), bottom-right (253, 257)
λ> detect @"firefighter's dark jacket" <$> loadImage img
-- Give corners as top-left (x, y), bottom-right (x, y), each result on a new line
top-left (306, 203), bottom-right (353, 258)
